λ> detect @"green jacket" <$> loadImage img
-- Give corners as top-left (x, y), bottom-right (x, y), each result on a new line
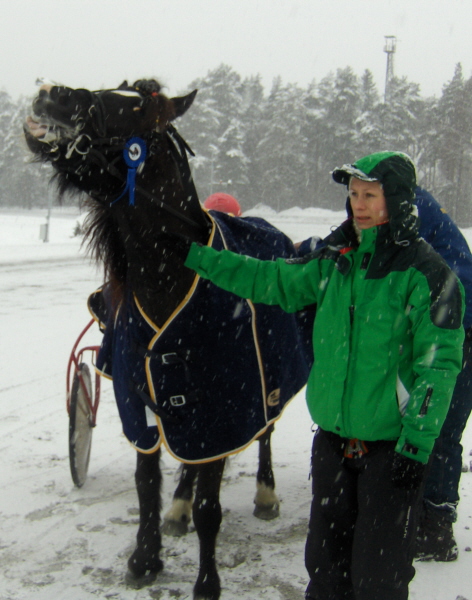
top-left (185, 219), bottom-right (464, 463)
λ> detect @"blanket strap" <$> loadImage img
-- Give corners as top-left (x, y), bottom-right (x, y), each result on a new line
top-left (130, 382), bottom-right (182, 424)
top-left (131, 341), bottom-right (191, 382)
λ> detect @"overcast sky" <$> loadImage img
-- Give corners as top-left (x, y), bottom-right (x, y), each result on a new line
top-left (1, 0), bottom-right (471, 101)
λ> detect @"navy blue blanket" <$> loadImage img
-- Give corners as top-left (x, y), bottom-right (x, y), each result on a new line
top-left (89, 211), bottom-right (313, 462)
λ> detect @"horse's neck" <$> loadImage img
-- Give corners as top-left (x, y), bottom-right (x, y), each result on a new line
top-left (128, 247), bottom-right (195, 327)
top-left (115, 194), bottom-right (209, 328)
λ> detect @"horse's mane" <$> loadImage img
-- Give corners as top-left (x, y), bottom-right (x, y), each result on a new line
top-left (82, 198), bottom-right (127, 307)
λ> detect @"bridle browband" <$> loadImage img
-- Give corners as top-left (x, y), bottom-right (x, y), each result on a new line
top-left (50, 87), bottom-right (207, 232)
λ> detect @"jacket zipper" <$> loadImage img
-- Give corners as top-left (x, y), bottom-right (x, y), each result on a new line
top-left (419, 387), bottom-right (433, 416)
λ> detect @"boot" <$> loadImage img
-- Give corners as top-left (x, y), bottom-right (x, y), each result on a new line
top-left (415, 504), bottom-right (458, 562)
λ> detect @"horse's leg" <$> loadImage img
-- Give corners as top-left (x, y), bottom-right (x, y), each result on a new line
top-left (126, 450), bottom-right (163, 588)
top-left (162, 463), bottom-right (198, 536)
top-left (193, 459), bottom-right (225, 600)
top-left (253, 424), bottom-right (280, 520)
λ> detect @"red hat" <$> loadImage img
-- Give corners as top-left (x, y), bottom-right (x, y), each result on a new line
top-left (203, 193), bottom-right (242, 216)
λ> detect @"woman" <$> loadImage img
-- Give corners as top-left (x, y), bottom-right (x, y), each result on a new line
top-left (180, 151), bottom-right (464, 600)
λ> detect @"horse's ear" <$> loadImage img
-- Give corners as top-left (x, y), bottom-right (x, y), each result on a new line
top-left (118, 80), bottom-right (129, 90)
top-left (171, 90), bottom-right (198, 120)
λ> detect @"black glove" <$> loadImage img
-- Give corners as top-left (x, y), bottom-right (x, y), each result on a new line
top-left (391, 453), bottom-right (427, 490)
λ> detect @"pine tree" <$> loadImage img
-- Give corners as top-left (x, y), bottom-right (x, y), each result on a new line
top-left (178, 64), bottom-right (248, 203)
top-left (255, 78), bottom-right (311, 210)
top-left (435, 64), bottom-right (472, 223)
top-left (0, 93), bottom-right (51, 208)
top-left (237, 75), bottom-right (264, 207)
top-left (0, 90), bottom-right (16, 205)
top-left (355, 70), bottom-right (384, 157)
top-left (413, 96), bottom-right (441, 191)
top-left (377, 76), bottom-right (422, 157)
top-left (309, 68), bottom-right (363, 209)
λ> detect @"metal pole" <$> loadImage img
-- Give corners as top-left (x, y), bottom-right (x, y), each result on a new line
top-left (44, 187), bottom-right (53, 242)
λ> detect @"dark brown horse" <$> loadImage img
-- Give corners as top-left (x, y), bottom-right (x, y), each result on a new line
top-left (24, 79), bottom-right (311, 600)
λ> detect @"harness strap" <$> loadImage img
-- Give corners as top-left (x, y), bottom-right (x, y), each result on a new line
top-left (162, 124), bottom-right (201, 219)
top-left (88, 90), bottom-right (109, 138)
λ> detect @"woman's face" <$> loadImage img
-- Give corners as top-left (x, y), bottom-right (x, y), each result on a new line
top-left (348, 177), bottom-right (388, 229)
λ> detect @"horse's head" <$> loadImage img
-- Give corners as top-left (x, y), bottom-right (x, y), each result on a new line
top-left (24, 79), bottom-right (197, 201)
top-left (24, 78), bottom-right (209, 320)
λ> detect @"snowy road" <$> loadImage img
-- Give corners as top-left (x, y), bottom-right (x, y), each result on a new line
top-left (0, 209), bottom-right (471, 600)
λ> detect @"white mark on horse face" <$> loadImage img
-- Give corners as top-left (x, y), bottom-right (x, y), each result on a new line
top-left (35, 77), bottom-right (58, 89)
top-left (110, 90), bottom-right (143, 98)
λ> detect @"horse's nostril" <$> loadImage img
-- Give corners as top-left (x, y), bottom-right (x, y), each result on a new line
top-left (32, 97), bottom-right (47, 116)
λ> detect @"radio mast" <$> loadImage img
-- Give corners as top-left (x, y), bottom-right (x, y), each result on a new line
top-left (384, 36), bottom-right (397, 103)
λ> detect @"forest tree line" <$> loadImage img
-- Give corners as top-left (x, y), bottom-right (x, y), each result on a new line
top-left (1, 62), bottom-right (472, 224)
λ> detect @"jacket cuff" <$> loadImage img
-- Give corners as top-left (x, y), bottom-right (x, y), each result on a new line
top-left (184, 242), bottom-right (207, 270)
top-left (394, 438), bottom-right (429, 464)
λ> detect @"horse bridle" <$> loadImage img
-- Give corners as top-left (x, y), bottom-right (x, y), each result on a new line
top-left (52, 88), bottom-right (208, 232)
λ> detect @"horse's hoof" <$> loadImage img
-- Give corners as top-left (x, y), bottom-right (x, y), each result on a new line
top-left (126, 550), bottom-right (163, 588)
top-left (161, 518), bottom-right (189, 537)
top-left (253, 503), bottom-right (280, 520)
top-left (125, 568), bottom-right (160, 589)
top-left (194, 571), bottom-right (221, 600)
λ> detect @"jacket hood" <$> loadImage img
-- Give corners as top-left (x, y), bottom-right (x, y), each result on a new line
top-left (332, 151), bottom-right (419, 244)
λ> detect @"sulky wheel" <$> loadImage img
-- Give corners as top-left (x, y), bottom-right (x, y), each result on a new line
top-left (69, 363), bottom-right (94, 487)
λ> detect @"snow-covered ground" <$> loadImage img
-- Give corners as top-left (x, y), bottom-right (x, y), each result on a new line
top-left (0, 206), bottom-right (471, 600)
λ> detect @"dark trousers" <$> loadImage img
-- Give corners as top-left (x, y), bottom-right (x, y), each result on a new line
top-left (423, 335), bottom-right (472, 520)
top-left (305, 429), bottom-right (424, 600)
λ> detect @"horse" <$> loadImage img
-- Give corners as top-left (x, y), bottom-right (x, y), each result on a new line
top-left (24, 79), bottom-right (311, 600)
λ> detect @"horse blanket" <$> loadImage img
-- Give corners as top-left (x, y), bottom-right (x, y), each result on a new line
top-left (89, 211), bottom-right (313, 462)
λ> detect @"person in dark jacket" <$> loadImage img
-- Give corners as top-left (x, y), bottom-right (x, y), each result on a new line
top-left (298, 186), bottom-right (472, 562)
top-left (413, 188), bottom-right (472, 561)
top-left (177, 151), bottom-right (464, 600)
